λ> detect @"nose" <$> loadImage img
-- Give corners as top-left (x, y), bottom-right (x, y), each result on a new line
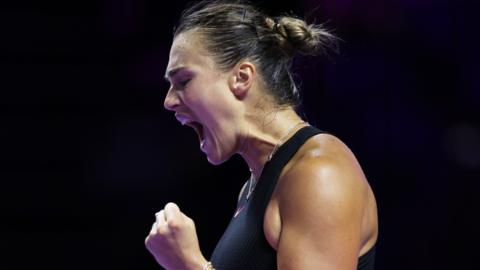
top-left (163, 88), bottom-right (181, 111)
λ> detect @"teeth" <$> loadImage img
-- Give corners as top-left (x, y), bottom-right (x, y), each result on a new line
top-left (176, 116), bottom-right (192, 126)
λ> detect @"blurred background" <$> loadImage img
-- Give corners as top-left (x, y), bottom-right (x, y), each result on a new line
top-left (1, 0), bottom-right (478, 269)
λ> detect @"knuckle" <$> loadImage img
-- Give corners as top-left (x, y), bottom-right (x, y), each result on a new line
top-left (157, 224), bottom-right (168, 235)
top-left (165, 202), bottom-right (178, 211)
top-left (167, 219), bottom-right (180, 230)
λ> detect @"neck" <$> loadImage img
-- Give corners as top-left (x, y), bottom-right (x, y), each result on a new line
top-left (237, 107), bottom-right (307, 180)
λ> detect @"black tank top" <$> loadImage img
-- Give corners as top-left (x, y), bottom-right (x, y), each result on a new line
top-left (211, 126), bottom-right (375, 269)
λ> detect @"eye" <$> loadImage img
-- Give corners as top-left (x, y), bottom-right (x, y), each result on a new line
top-left (175, 78), bottom-right (191, 90)
top-left (179, 78), bottom-right (190, 87)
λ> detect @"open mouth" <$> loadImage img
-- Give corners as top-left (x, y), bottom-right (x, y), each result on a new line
top-left (185, 121), bottom-right (204, 143)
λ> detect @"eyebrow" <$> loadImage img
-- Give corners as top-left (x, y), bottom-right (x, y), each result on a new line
top-left (164, 66), bottom-right (186, 81)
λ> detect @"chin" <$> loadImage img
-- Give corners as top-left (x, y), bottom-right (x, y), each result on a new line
top-left (206, 157), bottom-right (224, 165)
top-left (205, 149), bottom-right (233, 165)
top-left (206, 154), bottom-right (227, 165)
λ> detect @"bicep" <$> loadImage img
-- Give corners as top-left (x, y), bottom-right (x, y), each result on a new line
top-left (276, 159), bottom-right (365, 270)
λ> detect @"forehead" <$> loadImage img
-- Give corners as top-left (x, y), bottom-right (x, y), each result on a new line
top-left (166, 31), bottom-right (216, 74)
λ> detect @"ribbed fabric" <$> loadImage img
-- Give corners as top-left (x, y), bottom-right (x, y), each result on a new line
top-left (210, 126), bottom-right (375, 270)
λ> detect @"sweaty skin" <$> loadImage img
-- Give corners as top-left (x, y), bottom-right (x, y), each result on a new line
top-left (263, 133), bottom-right (378, 269)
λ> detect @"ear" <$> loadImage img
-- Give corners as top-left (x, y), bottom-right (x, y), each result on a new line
top-left (228, 61), bottom-right (256, 100)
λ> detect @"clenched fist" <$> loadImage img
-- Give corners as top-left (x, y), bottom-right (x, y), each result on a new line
top-left (145, 202), bottom-right (207, 270)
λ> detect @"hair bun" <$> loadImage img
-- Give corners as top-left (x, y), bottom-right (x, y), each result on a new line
top-left (266, 16), bottom-right (338, 57)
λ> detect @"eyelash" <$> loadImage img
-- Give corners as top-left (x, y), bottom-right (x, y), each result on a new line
top-left (175, 78), bottom-right (190, 89)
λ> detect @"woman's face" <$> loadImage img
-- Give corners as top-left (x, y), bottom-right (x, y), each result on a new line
top-left (164, 31), bottom-right (242, 164)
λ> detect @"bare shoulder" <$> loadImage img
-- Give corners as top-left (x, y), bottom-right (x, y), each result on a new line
top-left (278, 132), bottom-right (369, 196)
top-left (273, 133), bottom-right (377, 268)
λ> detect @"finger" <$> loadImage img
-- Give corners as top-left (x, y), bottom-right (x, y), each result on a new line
top-left (164, 202), bottom-right (181, 223)
top-left (155, 210), bottom-right (167, 225)
top-left (145, 234), bottom-right (151, 248)
top-left (149, 221), bottom-right (157, 235)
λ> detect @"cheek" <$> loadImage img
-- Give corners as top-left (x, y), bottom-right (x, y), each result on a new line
top-left (187, 79), bottom-right (233, 123)
top-left (182, 90), bottom-right (208, 111)
top-left (198, 96), bottom-right (230, 120)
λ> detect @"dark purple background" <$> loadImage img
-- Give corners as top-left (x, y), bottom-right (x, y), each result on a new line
top-left (1, 0), bottom-right (478, 269)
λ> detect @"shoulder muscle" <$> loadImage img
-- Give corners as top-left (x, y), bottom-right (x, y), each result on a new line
top-left (276, 151), bottom-right (368, 269)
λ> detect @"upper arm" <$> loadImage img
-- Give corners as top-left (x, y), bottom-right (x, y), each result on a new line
top-left (276, 155), bottom-right (367, 270)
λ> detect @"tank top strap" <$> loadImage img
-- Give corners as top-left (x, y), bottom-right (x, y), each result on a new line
top-left (250, 125), bottom-right (326, 217)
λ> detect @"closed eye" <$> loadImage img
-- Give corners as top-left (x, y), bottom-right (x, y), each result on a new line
top-left (178, 78), bottom-right (190, 87)
top-left (165, 79), bottom-right (190, 91)
top-left (164, 67), bottom-right (195, 90)
top-left (171, 78), bottom-right (191, 90)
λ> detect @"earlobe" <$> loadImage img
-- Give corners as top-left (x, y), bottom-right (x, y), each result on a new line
top-left (230, 62), bottom-right (255, 100)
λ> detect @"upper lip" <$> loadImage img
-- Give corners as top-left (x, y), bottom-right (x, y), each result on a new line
top-left (174, 113), bottom-right (204, 142)
top-left (175, 113), bottom-right (195, 126)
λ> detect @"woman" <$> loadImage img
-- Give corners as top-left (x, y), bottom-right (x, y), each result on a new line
top-left (145, 1), bottom-right (378, 269)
